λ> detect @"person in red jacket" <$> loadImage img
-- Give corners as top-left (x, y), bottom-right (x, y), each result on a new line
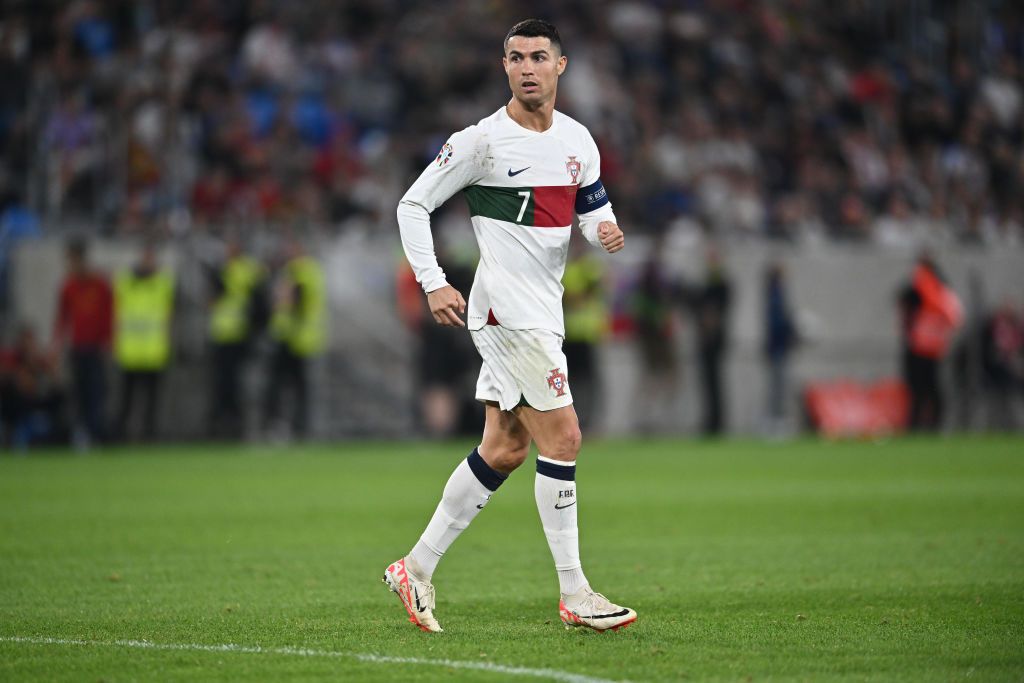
top-left (898, 254), bottom-right (964, 431)
top-left (53, 239), bottom-right (112, 447)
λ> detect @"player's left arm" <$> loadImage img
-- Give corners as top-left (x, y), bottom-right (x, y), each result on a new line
top-left (595, 219), bottom-right (624, 253)
top-left (575, 135), bottom-right (623, 254)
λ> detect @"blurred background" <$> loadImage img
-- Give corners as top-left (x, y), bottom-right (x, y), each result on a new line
top-left (0, 0), bottom-right (1022, 448)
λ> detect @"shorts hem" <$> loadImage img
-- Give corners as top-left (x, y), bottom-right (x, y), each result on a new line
top-left (475, 392), bottom-right (573, 413)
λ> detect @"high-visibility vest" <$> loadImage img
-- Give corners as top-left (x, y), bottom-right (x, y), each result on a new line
top-left (562, 257), bottom-right (608, 343)
top-left (114, 269), bottom-right (174, 370)
top-left (270, 256), bottom-right (326, 356)
top-left (909, 265), bottom-right (963, 359)
top-left (210, 256), bottom-right (264, 343)
top-left (910, 308), bottom-right (957, 359)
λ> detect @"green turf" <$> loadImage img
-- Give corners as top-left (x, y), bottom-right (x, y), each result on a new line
top-left (0, 437), bottom-right (1022, 682)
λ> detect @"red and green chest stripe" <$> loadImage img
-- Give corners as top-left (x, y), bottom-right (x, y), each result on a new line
top-left (463, 185), bottom-right (578, 228)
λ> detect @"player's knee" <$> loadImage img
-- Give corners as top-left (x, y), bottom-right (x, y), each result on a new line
top-left (485, 442), bottom-right (530, 473)
top-left (547, 425), bottom-right (582, 460)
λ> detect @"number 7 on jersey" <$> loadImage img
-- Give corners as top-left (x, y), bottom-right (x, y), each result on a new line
top-left (516, 190), bottom-right (531, 223)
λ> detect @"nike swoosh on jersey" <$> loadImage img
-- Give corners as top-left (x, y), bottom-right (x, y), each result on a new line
top-left (554, 501), bottom-right (577, 510)
top-left (507, 166), bottom-right (530, 177)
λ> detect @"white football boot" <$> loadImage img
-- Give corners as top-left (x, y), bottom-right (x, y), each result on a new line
top-left (559, 586), bottom-right (637, 632)
top-left (382, 556), bottom-right (442, 633)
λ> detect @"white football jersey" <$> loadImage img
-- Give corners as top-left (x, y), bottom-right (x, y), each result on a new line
top-left (397, 106), bottom-right (617, 335)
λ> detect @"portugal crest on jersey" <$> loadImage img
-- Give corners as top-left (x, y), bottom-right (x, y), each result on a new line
top-left (436, 142), bottom-right (453, 167)
top-left (565, 156), bottom-right (581, 184)
top-left (547, 367), bottom-right (568, 397)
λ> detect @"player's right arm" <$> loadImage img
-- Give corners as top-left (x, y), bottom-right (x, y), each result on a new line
top-left (396, 126), bottom-right (489, 327)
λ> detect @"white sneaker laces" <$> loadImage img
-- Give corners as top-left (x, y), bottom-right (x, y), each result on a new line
top-left (402, 558), bottom-right (437, 612)
top-left (409, 575), bottom-right (436, 612)
top-left (573, 588), bottom-right (616, 615)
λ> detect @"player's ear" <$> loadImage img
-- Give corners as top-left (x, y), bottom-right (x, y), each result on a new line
top-left (557, 55), bottom-right (567, 76)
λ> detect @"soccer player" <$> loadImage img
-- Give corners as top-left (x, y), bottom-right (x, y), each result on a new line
top-left (385, 19), bottom-right (636, 633)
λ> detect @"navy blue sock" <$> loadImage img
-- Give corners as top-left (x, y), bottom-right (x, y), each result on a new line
top-left (466, 447), bottom-right (508, 492)
top-left (536, 457), bottom-right (576, 481)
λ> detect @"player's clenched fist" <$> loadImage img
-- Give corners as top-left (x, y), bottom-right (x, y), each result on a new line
top-left (427, 285), bottom-right (467, 327)
top-left (598, 221), bottom-right (624, 253)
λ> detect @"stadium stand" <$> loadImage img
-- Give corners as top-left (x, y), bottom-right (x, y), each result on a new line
top-left (0, 0), bottom-right (1020, 245)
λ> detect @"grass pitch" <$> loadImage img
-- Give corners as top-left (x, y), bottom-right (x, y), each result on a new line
top-left (0, 437), bottom-right (1022, 682)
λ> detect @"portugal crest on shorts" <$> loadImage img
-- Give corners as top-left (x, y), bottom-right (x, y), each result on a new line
top-left (565, 156), bottom-right (581, 184)
top-left (547, 368), bottom-right (568, 397)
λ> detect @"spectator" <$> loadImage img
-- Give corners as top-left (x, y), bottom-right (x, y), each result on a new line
top-left (0, 325), bottom-right (67, 449)
top-left (263, 238), bottom-right (326, 441)
top-left (206, 237), bottom-right (267, 439)
top-left (43, 91), bottom-right (100, 217)
top-left (562, 242), bottom-right (608, 430)
top-left (898, 254), bottom-right (964, 431)
top-left (112, 243), bottom-right (175, 442)
top-left (396, 251), bottom-right (478, 438)
top-left (190, 165), bottom-right (235, 226)
top-left (691, 245), bottom-right (732, 436)
top-left (629, 243), bottom-right (682, 433)
top-left (53, 239), bottom-right (112, 448)
top-left (873, 191), bottom-right (930, 248)
top-left (763, 262), bottom-right (799, 434)
top-left (981, 301), bottom-right (1024, 430)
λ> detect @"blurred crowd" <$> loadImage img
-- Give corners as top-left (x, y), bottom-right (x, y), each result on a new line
top-left (0, 0), bottom-right (1022, 248)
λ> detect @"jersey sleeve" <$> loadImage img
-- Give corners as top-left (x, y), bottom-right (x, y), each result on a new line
top-left (575, 131), bottom-right (617, 247)
top-left (397, 126), bottom-right (491, 293)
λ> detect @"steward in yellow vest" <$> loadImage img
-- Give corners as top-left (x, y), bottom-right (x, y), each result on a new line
top-left (207, 240), bottom-right (268, 439)
top-left (264, 240), bottom-right (326, 440)
top-left (562, 250), bottom-right (608, 429)
top-left (209, 253), bottom-right (266, 344)
top-left (112, 244), bottom-right (174, 441)
top-left (269, 255), bottom-right (326, 358)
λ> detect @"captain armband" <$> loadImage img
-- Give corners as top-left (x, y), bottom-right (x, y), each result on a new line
top-left (574, 179), bottom-right (609, 214)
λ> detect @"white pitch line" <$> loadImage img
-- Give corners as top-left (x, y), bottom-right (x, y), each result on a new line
top-left (0, 635), bottom-right (628, 683)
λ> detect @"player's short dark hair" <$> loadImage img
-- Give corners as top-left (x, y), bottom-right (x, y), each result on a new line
top-left (504, 19), bottom-right (563, 55)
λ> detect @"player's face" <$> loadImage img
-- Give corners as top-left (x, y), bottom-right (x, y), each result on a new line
top-left (503, 36), bottom-right (566, 106)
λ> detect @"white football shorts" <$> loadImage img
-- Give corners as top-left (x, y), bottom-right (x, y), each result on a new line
top-left (470, 325), bottom-right (573, 412)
